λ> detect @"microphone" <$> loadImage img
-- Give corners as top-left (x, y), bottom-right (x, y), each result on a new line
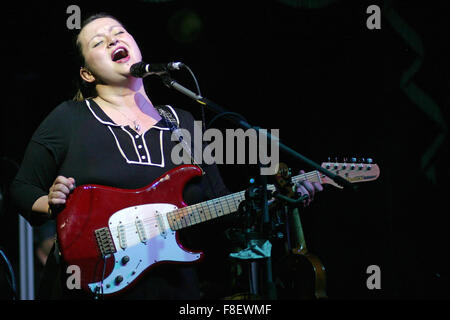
top-left (130, 61), bottom-right (183, 78)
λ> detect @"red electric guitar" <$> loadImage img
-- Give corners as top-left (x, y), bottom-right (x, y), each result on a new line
top-left (56, 160), bottom-right (380, 296)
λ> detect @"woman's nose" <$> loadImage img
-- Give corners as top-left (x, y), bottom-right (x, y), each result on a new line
top-left (108, 38), bottom-right (119, 47)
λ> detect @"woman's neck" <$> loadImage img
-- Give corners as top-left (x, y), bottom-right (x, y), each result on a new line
top-left (93, 79), bottom-right (158, 118)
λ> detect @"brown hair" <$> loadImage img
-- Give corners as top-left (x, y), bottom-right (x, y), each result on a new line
top-left (72, 13), bottom-right (124, 101)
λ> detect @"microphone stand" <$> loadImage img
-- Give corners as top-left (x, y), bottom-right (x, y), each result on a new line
top-left (160, 75), bottom-right (356, 299)
top-left (160, 75), bottom-right (355, 190)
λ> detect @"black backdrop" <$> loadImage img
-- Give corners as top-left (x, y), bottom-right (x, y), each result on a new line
top-left (1, 0), bottom-right (449, 300)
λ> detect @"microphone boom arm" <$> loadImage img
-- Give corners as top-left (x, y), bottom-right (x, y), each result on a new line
top-left (160, 75), bottom-right (355, 189)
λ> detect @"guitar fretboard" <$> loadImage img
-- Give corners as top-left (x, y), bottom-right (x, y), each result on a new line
top-left (167, 170), bottom-right (322, 231)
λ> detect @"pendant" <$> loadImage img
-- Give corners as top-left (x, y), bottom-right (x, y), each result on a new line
top-left (134, 121), bottom-right (141, 133)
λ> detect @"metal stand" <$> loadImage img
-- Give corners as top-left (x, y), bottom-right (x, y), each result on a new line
top-left (159, 72), bottom-right (355, 299)
top-left (18, 215), bottom-right (34, 300)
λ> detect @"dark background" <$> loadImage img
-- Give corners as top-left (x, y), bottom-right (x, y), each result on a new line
top-left (1, 0), bottom-right (449, 300)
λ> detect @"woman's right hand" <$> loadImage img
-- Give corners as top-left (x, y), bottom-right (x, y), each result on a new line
top-left (48, 176), bottom-right (76, 217)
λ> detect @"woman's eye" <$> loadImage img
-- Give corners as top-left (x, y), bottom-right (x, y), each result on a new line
top-left (93, 41), bottom-right (103, 48)
top-left (115, 31), bottom-right (124, 35)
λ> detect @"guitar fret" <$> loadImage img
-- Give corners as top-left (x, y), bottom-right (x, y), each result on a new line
top-left (205, 201), bottom-right (215, 220)
top-left (316, 170), bottom-right (322, 183)
top-left (184, 207), bottom-right (195, 226)
top-left (212, 199), bottom-right (223, 217)
top-left (168, 211), bottom-right (179, 230)
top-left (184, 208), bottom-right (193, 226)
top-left (206, 200), bottom-right (216, 220)
top-left (190, 206), bottom-right (200, 224)
top-left (216, 199), bottom-right (226, 217)
top-left (168, 190), bottom-right (246, 231)
top-left (185, 206), bottom-right (197, 226)
top-left (178, 208), bottom-right (188, 228)
top-left (215, 199), bottom-right (223, 217)
top-left (224, 194), bottom-right (233, 214)
top-left (198, 203), bottom-right (208, 222)
top-left (168, 173), bottom-right (329, 231)
top-left (292, 171), bottom-right (320, 185)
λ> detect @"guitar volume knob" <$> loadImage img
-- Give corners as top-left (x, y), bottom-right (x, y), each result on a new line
top-left (115, 275), bottom-right (124, 285)
top-left (121, 256), bottom-right (130, 265)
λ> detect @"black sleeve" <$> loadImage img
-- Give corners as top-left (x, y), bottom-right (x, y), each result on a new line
top-left (10, 142), bottom-right (59, 226)
top-left (10, 102), bottom-right (73, 226)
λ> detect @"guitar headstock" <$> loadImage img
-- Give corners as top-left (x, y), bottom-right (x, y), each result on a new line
top-left (320, 158), bottom-right (380, 189)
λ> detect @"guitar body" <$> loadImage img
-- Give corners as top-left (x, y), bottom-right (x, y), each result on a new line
top-left (274, 252), bottom-right (326, 299)
top-left (56, 165), bottom-right (204, 296)
top-left (272, 234), bottom-right (328, 300)
top-left (273, 164), bottom-right (328, 299)
top-left (55, 160), bottom-right (379, 297)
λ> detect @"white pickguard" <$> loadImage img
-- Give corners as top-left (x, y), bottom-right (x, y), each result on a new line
top-left (88, 203), bottom-right (201, 295)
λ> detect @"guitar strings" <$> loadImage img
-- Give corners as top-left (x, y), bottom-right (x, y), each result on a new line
top-left (107, 171), bottom-right (321, 236)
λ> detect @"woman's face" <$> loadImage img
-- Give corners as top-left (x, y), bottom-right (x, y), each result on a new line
top-left (77, 17), bottom-right (142, 85)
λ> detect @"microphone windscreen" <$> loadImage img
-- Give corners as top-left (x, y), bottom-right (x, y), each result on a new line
top-left (130, 62), bottom-right (146, 78)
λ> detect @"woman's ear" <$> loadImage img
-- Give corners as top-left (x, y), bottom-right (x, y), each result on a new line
top-left (80, 67), bottom-right (96, 83)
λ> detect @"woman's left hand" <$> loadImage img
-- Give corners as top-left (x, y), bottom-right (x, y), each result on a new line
top-left (296, 170), bottom-right (323, 206)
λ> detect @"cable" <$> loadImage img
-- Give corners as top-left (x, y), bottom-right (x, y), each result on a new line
top-left (178, 63), bottom-right (225, 199)
top-left (182, 64), bottom-right (202, 97)
top-left (0, 248), bottom-right (17, 300)
top-left (180, 63), bottom-right (206, 132)
top-left (93, 255), bottom-right (108, 300)
top-left (207, 111), bottom-right (248, 129)
top-left (99, 255), bottom-right (107, 299)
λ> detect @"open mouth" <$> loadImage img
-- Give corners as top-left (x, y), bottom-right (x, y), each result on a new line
top-left (111, 47), bottom-right (130, 63)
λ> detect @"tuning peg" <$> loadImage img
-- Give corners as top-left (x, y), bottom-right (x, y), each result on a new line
top-left (326, 157), bottom-right (331, 169)
top-left (350, 157), bottom-right (357, 169)
top-left (366, 158), bottom-right (373, 170)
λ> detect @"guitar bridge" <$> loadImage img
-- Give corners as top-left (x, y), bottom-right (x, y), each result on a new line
top-left (94, 227), bottom-right (116, 257)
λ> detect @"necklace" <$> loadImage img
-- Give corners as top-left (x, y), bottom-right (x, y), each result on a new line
top-left (115, 108), bottom-right (141, 133)
top-left (96, 97), bottom-right (143, 133)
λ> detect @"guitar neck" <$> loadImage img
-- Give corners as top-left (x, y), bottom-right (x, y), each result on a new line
top-left (167, 170), bottom-right (322, 231)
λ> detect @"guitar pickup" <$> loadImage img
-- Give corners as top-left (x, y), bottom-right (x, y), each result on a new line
top-left (156, 213), bottom-right (167, 239)
top-left (117, 223), bottom-right (127, 249)
top-left (94, 227), bottom-right (116, 257)
top-left (135, 219), bottom-right (148, 243)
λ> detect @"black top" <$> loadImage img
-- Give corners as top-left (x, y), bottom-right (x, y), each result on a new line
top-left (10, 99), bottom-right (232, 299)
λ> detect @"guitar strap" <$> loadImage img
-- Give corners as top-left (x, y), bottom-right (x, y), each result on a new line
top-left (157, 105), bottom-right (205, 175)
